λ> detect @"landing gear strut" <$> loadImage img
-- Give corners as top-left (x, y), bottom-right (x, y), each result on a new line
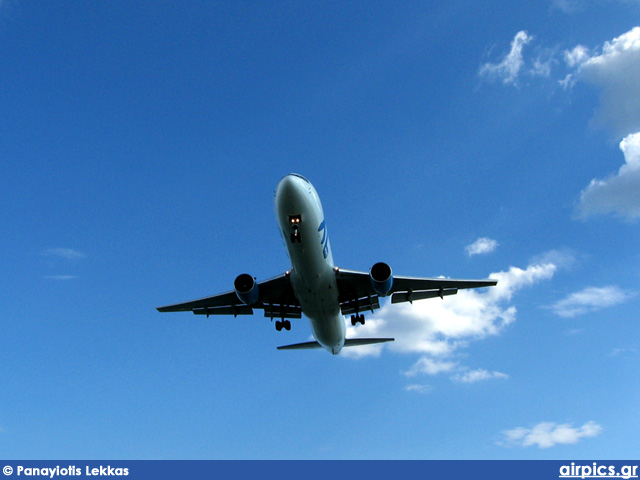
top-left (275, 320), bottom-right (291, 331)
top-left (350, 314), bottom-right (365, 326)
top-left (290, 226), bottom-right (301, 243)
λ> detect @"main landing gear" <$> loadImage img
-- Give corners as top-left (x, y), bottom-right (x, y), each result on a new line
top-left (275, 320), bottom-right (291, 331)
top-left (351, 314), bottom-right (365, 326)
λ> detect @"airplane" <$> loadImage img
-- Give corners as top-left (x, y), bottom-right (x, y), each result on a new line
top-left (157, 174), bottom-right (497, 355)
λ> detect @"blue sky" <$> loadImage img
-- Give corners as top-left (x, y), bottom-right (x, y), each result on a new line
top-left (1, 1), bottom-right (639, 459)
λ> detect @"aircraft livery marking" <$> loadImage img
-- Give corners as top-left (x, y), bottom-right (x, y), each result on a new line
top-left (318, 219), bottom-right (329, 259)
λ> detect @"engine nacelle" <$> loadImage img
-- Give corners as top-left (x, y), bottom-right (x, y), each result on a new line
top-left (234, 273), bottom-right (259, 305)
top-left (370, 262), bottom-right (393, 297)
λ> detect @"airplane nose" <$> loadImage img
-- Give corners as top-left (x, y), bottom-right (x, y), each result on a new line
top-left (276, 174), bottom-right (296, 197)
top-left (276, 174), bottom-right (306, 202)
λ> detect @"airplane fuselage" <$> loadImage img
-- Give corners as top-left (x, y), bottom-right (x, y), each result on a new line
top-left (275, 174), bottom-right (346, 354)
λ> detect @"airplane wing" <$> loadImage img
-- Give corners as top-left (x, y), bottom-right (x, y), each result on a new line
top-left (335, 268), bottom-right (497, 314)
top-left (156, 273), bottom-right (301, 319)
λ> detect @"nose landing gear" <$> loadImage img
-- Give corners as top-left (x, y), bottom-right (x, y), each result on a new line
top-left (290, 226), bottom-right (301, 243)
top-left (288, 215), bottom-right (302, 243)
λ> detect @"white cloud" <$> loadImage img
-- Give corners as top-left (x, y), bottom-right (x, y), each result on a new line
top-left (480, 31), bottom-right (533, 85)
top-left (576, 27), bottom-right (640, 137)
top-left (43, 248), bottom-right (86, 260)
top-left (453, 369), bottom-right (509, 383)
top-left (577, 132), bottom-right (640, 220)
top-left (42, 275), bottom-right (79, 281)
top-left (550, 285), bottom-right (634, 317)
top-left (343, 258), bottom-right (557, 382)
top-left (500, 421), bottom-right (602, 448)
top-left (465, 237), bottom-right (499, 257)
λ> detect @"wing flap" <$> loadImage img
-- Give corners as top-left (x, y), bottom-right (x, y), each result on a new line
top-left (264, 304), bottom-right (302, 319)
top-left (391, 288), bottom-right (457, 304)
top-left (340, 296), bottom-right (380, 316)
top-left (192, 305), bottom-right (254, 316)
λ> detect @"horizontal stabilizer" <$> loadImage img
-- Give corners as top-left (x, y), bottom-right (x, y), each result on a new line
top-left (277, 341), bottom-right (323, 350)
top-left (344, 338), bottom-right (394, 347)
top-left (277, 338), bottom-right (394, 351)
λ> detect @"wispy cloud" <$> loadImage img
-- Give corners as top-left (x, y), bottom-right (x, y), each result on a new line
top-left (465, 237), bottom-right (499, 257)
top-left (607, 347), bottom-right (636, 357)
top-left (550, 285), bottom-right (634, 317)
top-left (404, 359), bottom-right (508, 384)
top-left (480, 31), bottom-right (533, 85)
top-left (500, 421), bottom-right (602, 448)
top-left (453, 369), bottom-right (509, 383)
top-left (404, 384), bottom-right (433, 395)
top-left (551, 0), bottom-right (585, 14)
top-left (404, 358), bottom-right (458, 376)
top-left (43, 248), bottom-right (86, 260)
top-left (42, 275), bottom-right (79, 281)
top-left (41, 247), bottom-right (86, 280)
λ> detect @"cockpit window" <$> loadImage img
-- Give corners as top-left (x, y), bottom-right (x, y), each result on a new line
top-left (290, 173), bottom-right (310, 184)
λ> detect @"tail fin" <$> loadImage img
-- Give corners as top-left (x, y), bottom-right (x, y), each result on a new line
top-left (277, 338), bottom-right (394, 351)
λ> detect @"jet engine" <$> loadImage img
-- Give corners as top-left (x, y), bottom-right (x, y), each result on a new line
top-left (234, 273), bottom-right (259, 305)
top-left (370, 262), bottom-right (393, 296)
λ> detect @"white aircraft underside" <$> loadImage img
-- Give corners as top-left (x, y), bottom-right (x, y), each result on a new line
top-left (157, 174), bottom-right (497, 355)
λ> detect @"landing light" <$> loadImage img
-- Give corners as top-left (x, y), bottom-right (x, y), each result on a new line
top-left (289, 215), bottom-right (301, 224)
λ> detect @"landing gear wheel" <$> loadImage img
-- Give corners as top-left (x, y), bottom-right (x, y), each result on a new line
top-left (351, 314), bottom-right (365, 326)
top-left (276, 320), bottom-right (291, 331)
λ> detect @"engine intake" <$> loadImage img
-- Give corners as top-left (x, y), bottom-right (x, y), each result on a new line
top-left (370, 262), bottom-right (393, 297)
top-left (234, 273), bottom-right (259, 305)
